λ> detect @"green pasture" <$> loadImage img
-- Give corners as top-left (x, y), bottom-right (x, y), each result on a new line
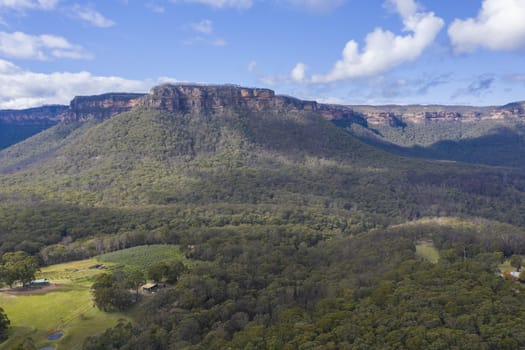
top-left (0, 259), bottom-right (124, 349)
top-left (0, 245), bottom-right (184, 349)
top-left (96, 244), bottom-right (186, 271)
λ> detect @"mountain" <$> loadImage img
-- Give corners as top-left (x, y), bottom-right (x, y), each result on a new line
top-left (4, 89), bottom-right (525, 168)
top-left (0, 105), bottom-right (67, 150)
top-left (4, 84), bottom-right (525, 349)
top-left (1, 84), bottom-right (525, 256)
top-left (326, 102), bottom-right (525, 167)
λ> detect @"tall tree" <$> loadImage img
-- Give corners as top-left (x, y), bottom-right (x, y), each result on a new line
top-left (0, 307), bottom-right (10, 342)
top-left (127, 270), bottom-right (145, 302)
top-left (0, 252), bottom-right (40, 288)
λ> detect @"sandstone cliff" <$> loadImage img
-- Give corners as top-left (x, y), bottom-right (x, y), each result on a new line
top-left (60, 93), bottom-right (145, 123)
top-left (345, 102), bottom-right (525, 126)
top-left (0, 105), bottom-right (67, 125)
top-left (139, 84), bottom-right (318, 114)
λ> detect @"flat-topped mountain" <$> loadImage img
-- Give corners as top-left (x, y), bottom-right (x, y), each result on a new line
top-left (0, 105), bottom-right (67, 124)
top-left (1, 84), bottom-right (525, 245)
top-left (60, 92), bottom-right (145, 123)
top-left (140, 84), bottom-right (318, 114)
top-left (0, 105), bottom-right (68, 150)
top-left (3, 84), bottom-right (525, 350)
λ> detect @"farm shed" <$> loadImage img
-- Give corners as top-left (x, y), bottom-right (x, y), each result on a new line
top-left (142, 283), bottom-right (158, 293)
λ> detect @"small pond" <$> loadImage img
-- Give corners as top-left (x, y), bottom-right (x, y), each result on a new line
top-left (47, 331), bottom-right (64, 341)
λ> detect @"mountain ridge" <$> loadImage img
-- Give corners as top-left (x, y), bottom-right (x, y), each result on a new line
top-left (3, 83), bottom-right (525, 169)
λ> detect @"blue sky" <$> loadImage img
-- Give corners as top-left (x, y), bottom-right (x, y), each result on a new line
top-left (0, 0), bottom-right (525, 108)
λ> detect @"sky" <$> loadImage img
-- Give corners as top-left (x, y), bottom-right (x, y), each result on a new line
top-left (0, 0), bottom-right (525, 109)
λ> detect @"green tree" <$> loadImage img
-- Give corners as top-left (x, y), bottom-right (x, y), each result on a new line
top-left (127, 270), bottom-right (145, 302)
top-left (147, 262), bottom-right (169, 283)
top-left (0, 251), bottom-right (40, 288)
top-left (0, 307), bottom-right (10, 342)
top-left (91, 272), bottom-right (133, 311)
top-left (166, 260), bottom-right (186, 283)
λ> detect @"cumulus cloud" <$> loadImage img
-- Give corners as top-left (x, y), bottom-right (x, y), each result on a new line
top-left (291, 62), bottom-right (307, 82)
top-left (0, 0), bottom-right (57, 10)
top-left (284, 0), bottom-right (346, 13)
top-left (71, 5), bottom-right (115, 28)
top-left (171, 0), bottom-right (252, 9)
top-left (448, 0), bottom-right (525, 52)
top-left (293, 0), bottom-right (443, 83)
top-left (0, 31), bottom-right (91, 60)
top-left (0, 59), bottom-right (170, 109)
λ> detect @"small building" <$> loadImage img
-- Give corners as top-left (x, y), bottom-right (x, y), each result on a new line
top-left (142, 283), bottom-right (159, 293)
top-left (30, 279), bottom-right (50, 287)
top-left (89, 264), bottom-right (106, 269)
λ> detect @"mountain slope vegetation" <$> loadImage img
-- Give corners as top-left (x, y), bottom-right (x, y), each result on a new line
top-left (1, 86), bottom-right (525, 255)
top-left (2, 85), bottom-right (525, 349)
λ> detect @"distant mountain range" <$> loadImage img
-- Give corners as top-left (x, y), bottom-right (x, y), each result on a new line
top-left (2, 87), bottom-right (524, 167)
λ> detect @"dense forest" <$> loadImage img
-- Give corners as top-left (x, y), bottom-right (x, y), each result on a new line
top-left (2, 86), bottom-right (525, 348)
top-left (82, 221), bottom-right (525, 349)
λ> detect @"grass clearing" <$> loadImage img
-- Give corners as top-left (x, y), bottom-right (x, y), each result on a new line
top-left (96, 244), bottom-right (186, 271)
top-left (0, 258), bottom-right (127, 350)
top-left (0, 245), bottom-right (184, 349)
top-left (416, 241), bottom-right (440, 264)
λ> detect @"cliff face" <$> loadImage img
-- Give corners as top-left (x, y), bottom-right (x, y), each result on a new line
top-left (11, 84), bottom-right (525, 129)
top-left (345, 103), bottom-right (525, 126)
top-left (0, 105), bottom-right (67, 125)
top-left (60, 93), bottom-right (145, 123)
top-left (140, 84), bottom-right (318, 114)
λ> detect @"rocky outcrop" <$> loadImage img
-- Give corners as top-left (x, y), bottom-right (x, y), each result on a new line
top-left (0, 105), bottom-right (67, 125)
top-left (139, 84), bottom-right (318, 114)
top-left (60, 93), bottom-right (145, 123)
top-left (24, 84), bottom-right (525, 128)
top-left (336, 103), bottom-right (525, 126)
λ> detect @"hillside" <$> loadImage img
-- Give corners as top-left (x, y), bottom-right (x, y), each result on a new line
top-left (327, 102), bottom-right (525, 167)
top-left (3, 85), bottom-right (525, 349)
top-left (1, 84), bottom-right (525, 257)
top-left (0, 105), bottom-right (67, 150)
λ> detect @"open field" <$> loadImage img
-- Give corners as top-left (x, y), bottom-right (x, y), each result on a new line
top-left (0, 259), bottom-right (126, 349)
top-left (415, 240), bottom-right (440, 264)
top-left (96, 244), bottom-right (186, 271)
top-left (0, 245), bottom-right (184, 349)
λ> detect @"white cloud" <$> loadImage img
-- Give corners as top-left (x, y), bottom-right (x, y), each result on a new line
top-left (191, 19), bottom-right (213, 34)
top-left (72, 5), bottom-right (115, 28)
top-left (284, 0), bottom-right (345, 13)
top-left (184, 20), bottom-right (226, 46)
top-left (171, 0), bottom-right (252, 9)
top-left (0, 0), bottom-right (57, 10)
top-left (0, 59), bottom-right (174, 109)
top-left (0, 31), bottom-right (91, 60)
top-left (291, 62), bottom-right (307, 82)
top-left (448, 0), bottom-right (525, 52)
top-left (247, 60), bottom-right (256, 72)
top-left (294, 0), bottom-right (443, 83)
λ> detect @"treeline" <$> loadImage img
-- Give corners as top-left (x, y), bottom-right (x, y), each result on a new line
top-left (83, 222), bottom-right (525, 349)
